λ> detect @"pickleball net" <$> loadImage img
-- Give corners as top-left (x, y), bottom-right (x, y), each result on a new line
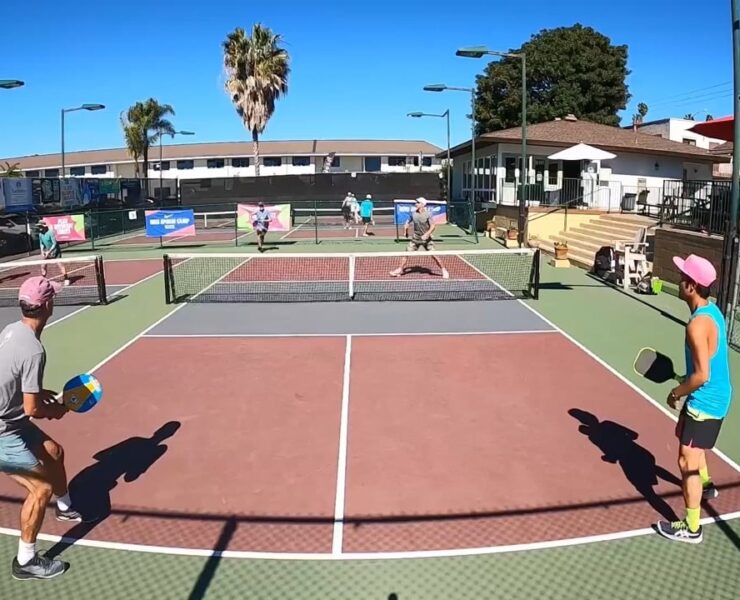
top-left (163, 249), bottom-right (540, 303)
top-left (292, 207), bottom-right (396, 227)
top-left (0, 255), bottom-right (108, 306)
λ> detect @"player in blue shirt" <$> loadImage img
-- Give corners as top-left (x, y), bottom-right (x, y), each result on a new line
top-left (37, 221), bottom-right (69, 286)
top-left (656, 254), bottom-right (732, 544)
top-left (360, 194), bottom-right (374, 237)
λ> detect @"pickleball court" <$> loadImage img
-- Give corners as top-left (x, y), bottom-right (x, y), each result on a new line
top-left (0, 249), bottom-right (739, 559)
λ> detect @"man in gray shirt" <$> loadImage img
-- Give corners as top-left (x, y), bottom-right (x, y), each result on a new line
top-left (0, 276), bottom-right (83, 580)
top-left (390, 197), bottom-right (449, 279)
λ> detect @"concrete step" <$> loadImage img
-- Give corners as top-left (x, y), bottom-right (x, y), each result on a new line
top-left (599, 213), bottom-right (657, 227)
top-left (538, 240), bottom-right (593, 268)
top-left (553, 233), bottom-right (602, 254)
top-left (562, 228), bottom-right (616, 248)
top-left (584, 221), bottom-right (645, 240)
top-left (546, 236), bottom-right (596, 263)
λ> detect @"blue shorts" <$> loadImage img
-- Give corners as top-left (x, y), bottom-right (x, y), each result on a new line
top-left (0, 423), bottom-right (46, 474)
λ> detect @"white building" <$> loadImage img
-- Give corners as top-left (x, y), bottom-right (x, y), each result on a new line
top-left (628, 117), bottom-right (727, 150)
top-left (1, 139), bottom-right (443, 181)
top-left (445, 115), bottom-right (725, 212)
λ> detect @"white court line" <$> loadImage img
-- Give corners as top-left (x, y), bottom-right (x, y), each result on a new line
top-left (280, 221), bottom-right (308, 240)
top-left (331, 335), bottom-right (352, 554)
top-left (142, 330), bottom-right (558, 339)
top-left (459, 255), bottom-right (740, 475)
top-left (1, 510), bottom-right (739, 561)
top-left (46, 268), bottom-right (164, 329)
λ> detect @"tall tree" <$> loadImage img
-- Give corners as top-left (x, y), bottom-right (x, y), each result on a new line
top-left (223, 23), bottom-right (290, 176)
top-left (122, 99), bottom-right (176, 178)
top-left (474, 24), bottom-right (630, 133)
top-left (120, 114), bottom-right (145, 177)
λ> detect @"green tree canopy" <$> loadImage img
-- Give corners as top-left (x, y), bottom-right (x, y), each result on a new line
top-left (474, 24), bottom-right (630, 134)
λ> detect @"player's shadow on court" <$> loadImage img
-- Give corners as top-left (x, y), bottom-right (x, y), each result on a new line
top-left (46, 421), bottom-right (181, 558)
top-left (569, 409), bottom-right (681, 520)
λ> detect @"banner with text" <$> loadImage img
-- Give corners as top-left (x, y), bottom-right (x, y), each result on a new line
top-left (2, 179), bottom-right (34, 211)
top-left (43, 214), bottom-right (87, 242)
top-left (237, 203), bottom-right (290, 232)
top-left (393, 199), bottom-right (448, 225)
top-left (145, 209), bottom-right (195, 238)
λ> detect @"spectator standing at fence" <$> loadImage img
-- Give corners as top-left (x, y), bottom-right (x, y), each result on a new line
top-left (342, 193), bottom-right (353, 229)
top-left (350, 193), bottom-right (360, 224)
top-left (360, 194), bottom-right (374, 236)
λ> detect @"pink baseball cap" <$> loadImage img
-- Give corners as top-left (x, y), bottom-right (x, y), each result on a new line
top-left (672, 254), bottom-right (717, 287)
top-left (18, 276), bottom-right (62, 305)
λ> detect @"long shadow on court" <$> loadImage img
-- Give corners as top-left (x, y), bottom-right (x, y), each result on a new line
top-left (46, 421), bottom-right (181, 558)
top-left (569, 408), bottom-right (681, 521)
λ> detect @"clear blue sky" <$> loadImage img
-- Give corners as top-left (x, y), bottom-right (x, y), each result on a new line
top-left (0, 0), bottom-right (732, 159)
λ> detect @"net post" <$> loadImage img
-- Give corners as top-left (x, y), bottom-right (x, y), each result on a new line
top-left (96, 256), bottom-right (108, 305)
top-left (314, 196), bottom-right (319, 245)
top-left (163, 254), bottom-right (172, 304)
top-left (233, 202), bottom-right (238, 247)
top-left (531, 248), bottom-right (540, 300)
top-left (349, 254), bottom-right (356, 299)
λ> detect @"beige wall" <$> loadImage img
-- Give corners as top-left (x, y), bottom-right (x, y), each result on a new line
top-left (526, 211), bottom-right (598, 242)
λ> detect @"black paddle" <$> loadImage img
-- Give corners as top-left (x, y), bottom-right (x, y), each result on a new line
top-left (633, 347), bottom-right (685, 384)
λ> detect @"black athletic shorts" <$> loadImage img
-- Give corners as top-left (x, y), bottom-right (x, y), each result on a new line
top-left (675, 406), bottom-right (724, 449)
top-left (362, 216), bottom-right (371, 224)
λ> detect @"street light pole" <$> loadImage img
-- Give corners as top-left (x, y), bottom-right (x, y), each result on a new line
top-left (423, 85), bottom-right (477, 241)
top-left (407, 110), bottom-right (451, 203)
top-left (456, 46), bottom-right (527, 246)
top-left (159, 130), bottom-right (195, 202)
top-left (60, 103), bottom-right (105, 177)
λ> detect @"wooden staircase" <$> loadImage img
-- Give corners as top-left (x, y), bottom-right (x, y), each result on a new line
top-left (537, 214), bottom-right (656, 268)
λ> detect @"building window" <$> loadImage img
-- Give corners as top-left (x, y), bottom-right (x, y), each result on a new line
top-left (153, 161), bottom-right (171, 171)
top-left (388, 156), bottom-right (406, 167)
top-left (25, 170), bottom-right (40, 177)
top-left (682, 138), bottom-right (696, 146)
top-left (90, 165), bottom-right (107, 175)
top-left (422, 157), bottom-right (432, 167)
top-left (232, 157), bottom-right (250, 168)
top-left (69, 166), bottom-right (85, 176)
top-left (263, 157), bottom-right (282, 167)
top-left (207, 158), bottom-right (225, 169)
top-left (331, 156), bottom-right (340, 167)
top-left (504, 157), bottom-right (516, 183)
top-left (291, 156), bottom-right (311, 167)
top-left (44, 169), bottom-right (60, 178)
top-left (176, 160), bottom-right (194, 170)
top-left (548, 162), bottom-right (558, 185)
top-left (364, 157), bottom-right (381, 172)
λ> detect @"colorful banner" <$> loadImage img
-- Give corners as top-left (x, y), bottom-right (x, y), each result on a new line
top-left (236, 203), bottom-right (290, 232)
top-left (60, 179), bottom-right (81, 207)
top-left (145, 209), bottom-right (195, 238)
top-left (99, 179), bottom-right (121, 195)
top-left (44, 214), bottom-right (87, 242)
top-left (393, 199), bottom-right (448, 225)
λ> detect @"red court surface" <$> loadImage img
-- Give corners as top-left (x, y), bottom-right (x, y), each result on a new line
top-left (0, 331), bottom-right (738, 556)
top-left (283, 225), bottom-right (398, 240)
top-left (103, 259), bottom-right (162, 285)
top-left (102, 229), bottom-right (248, 247)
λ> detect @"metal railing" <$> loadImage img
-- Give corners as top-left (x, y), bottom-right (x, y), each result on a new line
top-left (659, 180), bottom-right (731, 236)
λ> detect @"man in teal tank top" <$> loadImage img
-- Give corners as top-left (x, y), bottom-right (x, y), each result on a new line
top-left (656, 254), bottom-right (732, 544)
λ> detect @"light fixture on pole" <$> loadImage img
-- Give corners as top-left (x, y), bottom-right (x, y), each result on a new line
top-left (159, 130), bottom-right (195, 201)
top-left (407, 111), bottom-right (451, 202)
top-left (61, 104), bottom-right (105, 176)
top-left (423, 84), bottom-right (477, 241)
top-left (457, 46), bottom-right (527, 247)
top-left (0, 80), bottom-right (24, 89)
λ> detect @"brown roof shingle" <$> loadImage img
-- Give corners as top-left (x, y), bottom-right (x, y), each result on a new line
top-left (444, 117), bottom-right (727, 163)
top-left (1, 139), bottom-right (443, 171)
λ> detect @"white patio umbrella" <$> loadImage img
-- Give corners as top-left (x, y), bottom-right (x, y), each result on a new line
top-left (547, 143), bottom-right (616, 161)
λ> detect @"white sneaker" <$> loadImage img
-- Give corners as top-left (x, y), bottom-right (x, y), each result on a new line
top-left (442, 269), bottom-right (450, 279)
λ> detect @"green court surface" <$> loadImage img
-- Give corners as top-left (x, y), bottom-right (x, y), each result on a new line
top-left (1, 240), bottom-right (739, 599)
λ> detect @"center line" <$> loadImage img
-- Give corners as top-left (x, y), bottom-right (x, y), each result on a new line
top-left (332, 334), bottom-right (352, 554)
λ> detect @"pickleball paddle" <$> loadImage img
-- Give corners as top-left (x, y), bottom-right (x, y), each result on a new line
top-left (62, 373), bottom-right (103, 413)
top-left (633, 347), bottom-right (685, 384)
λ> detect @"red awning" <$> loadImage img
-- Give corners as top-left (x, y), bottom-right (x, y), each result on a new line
top-left (688, 115), bottom-right (734, 142)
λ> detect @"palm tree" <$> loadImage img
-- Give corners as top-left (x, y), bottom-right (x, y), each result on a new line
top-left (123, 99), bottom-right (176, 178)
top-left (0, 161), bottom-right (23, 178)
top-left (223, 23), bottom-right (290, 176)
top-left (120, 113), bottom-right (145, 177)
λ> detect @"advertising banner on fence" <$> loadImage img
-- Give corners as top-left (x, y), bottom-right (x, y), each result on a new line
top-left (43, 214), bottom-right (87, 242)
top-left (236, 203), bottom-right (290, 232)
top-left (2, 179), bottom-right (34, 210)
top-left (145, 209), bottom-right (195, 238)
top-left (393, 199), bottom-right (448, 225)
